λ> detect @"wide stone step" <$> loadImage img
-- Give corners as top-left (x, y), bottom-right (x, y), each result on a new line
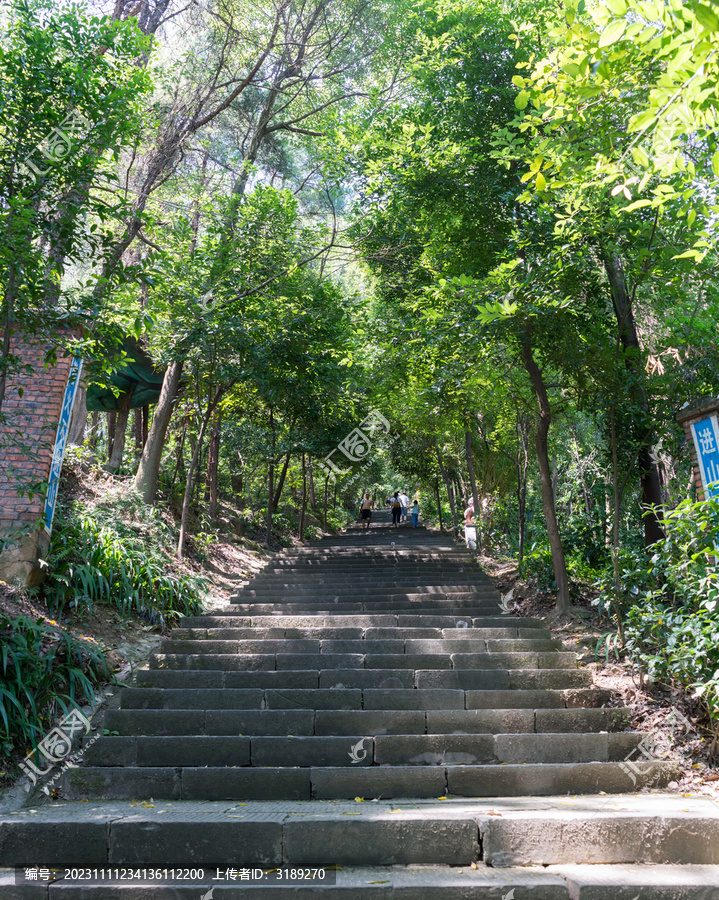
top-left (236, 585), bottom-right (498, 596)
top-left (121, 683), bottom-right (597, 711)
top-left (83, 731), bottom-right (644, 770)
top-left (149, 653), bottom-right (586, 680)
top-left (134, 669), bottom-right (610, 699)
top-left (158, 637), bottom-right (562, 655)
top-left (170, 625), bottom-right (553, 640)
top-left (182, 614), bottom-right (545, 628)
top-left (7, 796), bottom-right (716, 872)
top-left (230, 591), bottom-right (500, 600)
top-left (227, 604), bottom-right (506, 614)
top-left (103, 691), bottom-right (613, 736)
top-left (60, 757), bottom-right (677, 801)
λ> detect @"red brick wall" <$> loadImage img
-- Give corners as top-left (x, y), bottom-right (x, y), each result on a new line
top-left (0, 334), bottom-right (74, 583)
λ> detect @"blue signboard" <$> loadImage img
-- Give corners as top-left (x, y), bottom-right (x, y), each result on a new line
top-left (689, 415), bottom-right (719, 499)
top-left (43, 357), bottom-right (83, 536)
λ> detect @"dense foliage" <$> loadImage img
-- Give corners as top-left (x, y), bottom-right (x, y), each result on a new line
top-left (0, 614), bottom-right (108, 753)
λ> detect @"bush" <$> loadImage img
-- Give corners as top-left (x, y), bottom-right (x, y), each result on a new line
top-left (44, 492), bottom-right (206, 628)
top-left (0, 614), bottom-right (109, 755)
top-left (599, 496), bottom-right (719, 726)
top-left (520, 541), bottom-right (556, 589)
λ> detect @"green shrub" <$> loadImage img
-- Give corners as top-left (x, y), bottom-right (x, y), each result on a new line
top-left (44, 493), bottom-right (206, 628)
top-left (599, 496), bottom-right (719, 726)
top-left (520, 541), bottom-right (556, 589)
top-left (0, 614), bottom-right (109, 755)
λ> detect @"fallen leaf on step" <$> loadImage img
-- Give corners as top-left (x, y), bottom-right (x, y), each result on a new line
top-left (703, 773), bottom-right (719, 782)
top-left (367, 881), bottom-right (390, 884)
top-left (354, 797), bottom-right (364, 802)
top-left (470, 862), bottom-right (479, 869)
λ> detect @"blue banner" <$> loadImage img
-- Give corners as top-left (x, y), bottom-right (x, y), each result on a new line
top-left (690, 415), bottom-right (719, 499)
top-left (43, 357), bottom-right (83, 536)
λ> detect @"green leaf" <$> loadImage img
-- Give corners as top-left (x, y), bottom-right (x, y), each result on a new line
top-left (515, 91), bottom-right (530, 110)
top-left (535, 171), bottom-right (547, 190)
top-left (712, 150), bottom-right (719, 177)
top-left (606, 0), bottom-right (627, 13)
top-left (628, 108), bottom-right (657, 133)
top-left (695, 3), bottom-right (719, 31)
top-left (598, 19), bottom-right (627, 46)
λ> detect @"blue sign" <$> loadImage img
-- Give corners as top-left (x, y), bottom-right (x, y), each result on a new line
top-left (690, 415), bottom-right (719, 499)
top-left (43, 357), bottom-right (83, 536)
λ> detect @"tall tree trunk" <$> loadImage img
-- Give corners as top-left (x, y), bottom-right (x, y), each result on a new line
top-left (520, 333), bottom-right (572, 614)
top-left (67, 385), bottom-right (87, 446)
top-left (133, 408), bottom-right (143, 455)
top-left (609, 405), bottom-right (625, 642)
top-left (455, 460), bottom-right (468, 503)
top-left (299, 452), bottom-right (307, 541)
top-left (601, 249), bottom-right (664, 547)
top-left (107, 412), bottom-right (116, 462)
top-left (273, 449), bottom-right (292, 511)
top-left (464, 425), bottom-right (482, 552)
top-left (308, 461), bottom-right (317, 510)
top-left (169, 418), bottom-right (188, 494)
top-left (435, 444), bottom-right (458, 529)
top-left (134, 360), bottom-right (183, 503)
top-left (106, 388), bottom-right (135, 473)
top-left (88, 411), bottom-right (100, 450)
top-left (205, 408), bottom-right (222, 520)
top-left (265, 408), bottom-right (276, 546)
top-left (516, 414), bottom-right (530, 566)
top-left (323, 473), bottom-right (330, 529)
top-left (435, 478), bottom-right (443, 531)
top-left (177, 388), bottom-right (223, 559)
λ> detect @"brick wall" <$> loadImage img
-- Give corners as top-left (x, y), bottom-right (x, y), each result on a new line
top-left (0, 334), bottom-right (75, 585)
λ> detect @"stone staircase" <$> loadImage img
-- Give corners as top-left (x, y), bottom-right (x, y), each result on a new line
top-left (2, 513), bottom-right (719, 898)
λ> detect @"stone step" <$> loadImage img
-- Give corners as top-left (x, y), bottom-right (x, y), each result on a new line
top-left (7, 796), bottom-right (715, 871)
top-left (83, 731), bottom-right (644, 770)
top-left (151, 649), bottom-right (582, 670)
top-left (233, 581), bottom-right (495, 590)
top-left (158, 637), bottom-right (562, 655)
top-left (226, 604), bottom-right (506, 614)
top-left (243, 572), bottom-right (494, 581)
top-left (120, 683), bottom-right (597, 711)
top-left (182, 614), bottom-right (544, 628)
top-left (170, 625), bottom-right (553, 640)
top-left (103, 692), bottom-right (612, 736)
top-left (60, 758), bottom-right (676, 800)
top-left (230, 582), bottom-right (500, 604)
top-left (133, 669), bottom-right (607, 698)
